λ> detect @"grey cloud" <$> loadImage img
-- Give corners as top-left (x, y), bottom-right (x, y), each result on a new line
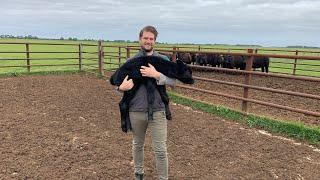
top-left (0, 0), bottom-right (319, 46)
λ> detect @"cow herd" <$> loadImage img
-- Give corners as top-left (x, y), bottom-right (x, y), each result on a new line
top-left (160, 52), bottom-right (270, 73)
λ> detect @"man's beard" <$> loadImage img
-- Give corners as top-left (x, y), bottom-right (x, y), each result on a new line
top-left (141, 45), bottom-right (153, 53)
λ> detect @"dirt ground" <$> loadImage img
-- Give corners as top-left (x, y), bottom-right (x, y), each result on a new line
top-left (175, 70), bottom-right (320, 127)
top-left (0, 74), bottom-right (320, 180)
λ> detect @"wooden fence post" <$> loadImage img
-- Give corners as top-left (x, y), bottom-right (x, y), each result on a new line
top-left (118, 47), bottom-right (121, 68)
top-left (170, 46), bottom-right (178, 91)
top-left (126, 46), bottom-right (130, 59)
top-left (26, 43), bottom-right (30, 73)
top-left (293, 50), bottom-right (298, 75)
top-left (98, 40), bottom-right (104, 75)
top-left (78, 43), bottom-right (83, 71)
top-left (242, 49), bottom-right (254, 113)
top-left (172, 46), bottom-right (177, 62)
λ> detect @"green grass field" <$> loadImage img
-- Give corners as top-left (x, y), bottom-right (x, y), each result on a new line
top-left (0, 38), bottom-right (319, 77)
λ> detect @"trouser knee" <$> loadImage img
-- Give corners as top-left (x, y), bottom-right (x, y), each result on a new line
top-left (153, 140), bottom-right (167, 151)
top-left (154, 150), bottom-right (167, 159)
top-left (133, 141), bottom-right (144, 150)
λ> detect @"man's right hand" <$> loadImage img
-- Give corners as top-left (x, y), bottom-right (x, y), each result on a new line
top-left (119, 75), bottom-right (134, 91)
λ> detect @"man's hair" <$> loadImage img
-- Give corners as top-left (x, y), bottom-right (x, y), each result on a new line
top-left (139, 25), bottom-right (158, 40)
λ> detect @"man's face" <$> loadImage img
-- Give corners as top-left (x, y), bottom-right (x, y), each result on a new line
top-left (139, 31), bottom-right (155, 52)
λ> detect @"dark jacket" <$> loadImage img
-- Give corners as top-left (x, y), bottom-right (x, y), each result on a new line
top-left (110, 55), bottom-right (194, 132)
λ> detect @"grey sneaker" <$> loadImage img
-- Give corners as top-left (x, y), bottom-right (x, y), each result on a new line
top-left (135, 173), bottom-right (144, 180)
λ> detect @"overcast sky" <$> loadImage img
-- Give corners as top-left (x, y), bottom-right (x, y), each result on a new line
top-left (1, 0), bottom-right (319, 47)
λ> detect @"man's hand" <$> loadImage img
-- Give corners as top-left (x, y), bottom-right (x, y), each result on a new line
top-left (119, 75), bottom-right (134, 91)
top-left (140, 63), bottom-right (161, 79)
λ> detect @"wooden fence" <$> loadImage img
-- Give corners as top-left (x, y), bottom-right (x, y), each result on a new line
top-left (0, 41), bottom-right (319, 120)
top-left (122, 46), bottom-right (320, 119)
top-left (0, 42), bottom-right (101, 73)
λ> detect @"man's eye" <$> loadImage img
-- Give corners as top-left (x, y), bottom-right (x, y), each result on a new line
top-left (143, 37), bottom-right (154, 41)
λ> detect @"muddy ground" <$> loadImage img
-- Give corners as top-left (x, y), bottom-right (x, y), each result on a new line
top-left (0, 74), bottom-right (319, 179)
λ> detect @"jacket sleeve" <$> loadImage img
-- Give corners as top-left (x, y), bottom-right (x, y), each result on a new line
top-left (156, 73), bottom-right (176, 86)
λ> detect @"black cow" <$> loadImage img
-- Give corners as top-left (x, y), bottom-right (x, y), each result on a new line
top-left (189, 52), bottom-right (197, 65)
top-left (252, 56), bottom-right (269, 73)
top-left (221, 55), bottom-right (269, 73)
top-left (232, 56), bottom-right (270, 73)
top-left (206, 54), bottom-right (222, 67)
top-left (177, 52), bottom-right (192, 64)
top-left (233, 55), bottom-right (246, 70)
top-left (221, 55), bottom-right (234, 69)
top-left (195, 53), bottom-right (208, 66)
top-left (221, 55), bottom-right (245, 69)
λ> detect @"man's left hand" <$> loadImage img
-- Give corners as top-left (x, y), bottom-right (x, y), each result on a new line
top-left (140, 63), bottom-right (160, 79)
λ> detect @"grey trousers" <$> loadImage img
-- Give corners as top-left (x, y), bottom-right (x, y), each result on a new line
top-left (129, 111), bottom-right (168, 180)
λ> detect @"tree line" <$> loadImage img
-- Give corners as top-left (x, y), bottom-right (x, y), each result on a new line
top-left (1, 34), bottom-right (318, 48)
top-left (0, 34), bottom-right (94, 41)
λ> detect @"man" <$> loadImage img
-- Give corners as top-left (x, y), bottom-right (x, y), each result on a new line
top-left (117, 25), bottom-right (175, 180)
